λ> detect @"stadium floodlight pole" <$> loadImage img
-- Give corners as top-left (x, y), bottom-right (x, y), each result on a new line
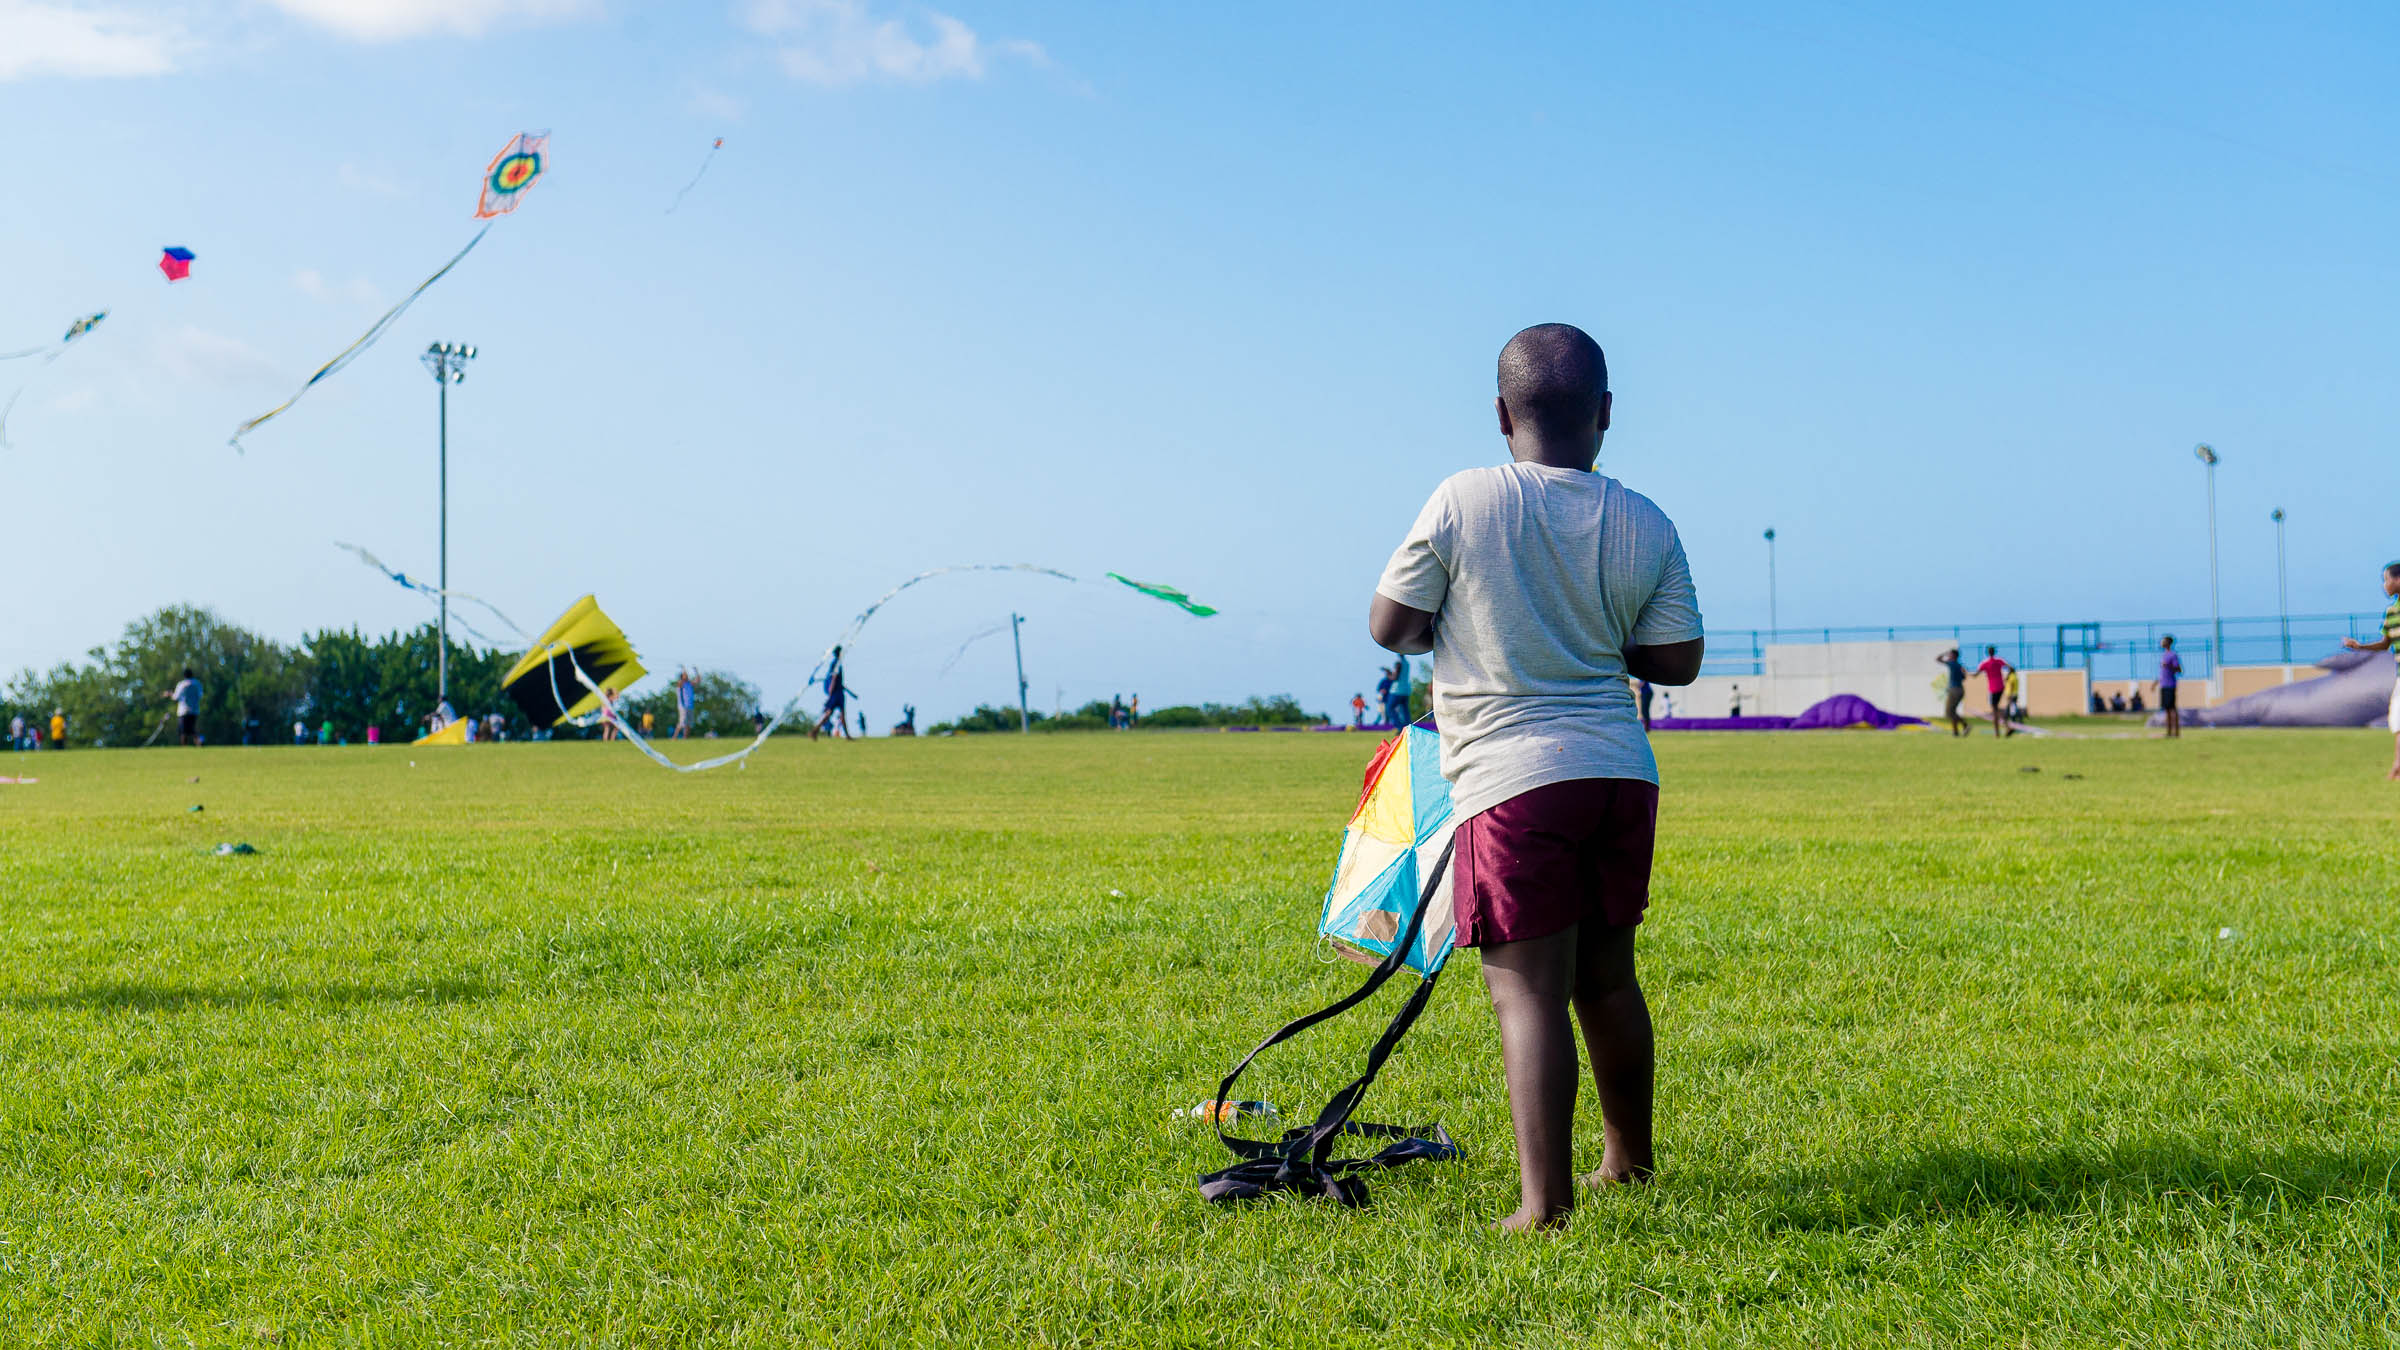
top-left (2195, 444), bottom-right (2221, 675)
top-left (1010, 613), bottom-right (1030, 733)
top-left (2271, 507), bottom-right (2289, 662)
top-left (421, 342), bottom-right (476, 706)
top-left (1764, 528), bottom-right (1778, 639)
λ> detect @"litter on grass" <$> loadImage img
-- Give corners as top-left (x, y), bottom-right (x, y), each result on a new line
top-left (1178, 1100), bottom-right (1278, 1126)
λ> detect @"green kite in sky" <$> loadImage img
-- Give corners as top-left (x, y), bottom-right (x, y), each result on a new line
top-left (1107, 573), bottom-right (1217, 617)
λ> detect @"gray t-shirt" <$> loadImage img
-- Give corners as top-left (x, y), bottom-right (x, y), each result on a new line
top-left (1376, 463), bottom-right (1703, 821)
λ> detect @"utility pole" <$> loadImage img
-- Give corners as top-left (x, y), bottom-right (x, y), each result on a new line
top-left (421, 342), bottom-right (476, 706)
top-left (2271, 507), bottom-right (2289, 663)
top-left (2195, 444), bottom-right (2221, 675)
top-left (1009, 612), bottom-right (1030, 733)
top-left (1764, 527), bottom-right (1778, 639)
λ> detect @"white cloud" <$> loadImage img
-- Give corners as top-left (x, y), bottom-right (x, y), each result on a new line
top-left (739, 0), bottom-right (1044, 86)
top-left (262, 0), bottom-right (595, 41)
top-left (45, 386), bottom-right (100, 415)
top-left (294, 269), bottom-right (383, 306)
top-left (0, 1), bottom-right (180, 79)
top-left (155, 324), bottom-right (281, 384)
top-left (689, 86), bottom-right (744, 122)
top-left (335, 161), bottom-right (403, 197)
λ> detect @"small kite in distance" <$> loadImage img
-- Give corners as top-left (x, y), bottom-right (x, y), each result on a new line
top-left (233, 133), bottom-right (549, 449)
top-left (158, 247), bottom-right (195, 281)
top-left (666, 137), bottom-right (725, 214)
top-left (477, 131), bottom-right (549, 219)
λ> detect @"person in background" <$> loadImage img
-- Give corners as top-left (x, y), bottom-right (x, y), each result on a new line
top-left (2156, 635), bottom-right (2183, 739)
top-left (1390, 657), bottom-right (1415, 726)
top-left (485, 712), bottom-right (503, 743)
top-left (640, 707), bottom-right (655, 739)
top-left (1110, 693), bottom-right (1126, 729)
top-left (1374, 663), bottom-right (1396, 727)
top-left (599, 686), bottom-right (620, 741)
top-left (1936, 648), bottom-right (1968, 736)
top-left (2088, 688), bottom-right (2105, 715)
top-left (2002, 666), bottom-right (2024, 723)
top-left (2110, 691), bottom-right (2127, 713)
top-left (674, 669), bottom-right (696, 740)
top-left (811, 647), bottom-right (854, 740)
top-left (1728, 683), bottom-right (1742, 718)
top-left (2129, 688), bottom-right (2145, 713)
top-left (49, 709), bottom-right (65, 750)
top-left (1129, 693), bottom-right (1140, 728)
top-left (1974, 646), bottom-right (2014, 738)
top-left (164, 668), bottom-right (202, 747)
top-left (1350, 692), bottom-right (1367, 728)
top-left (2337, 561), bottom-right (2400, 779)
top-left (320, 718), bottom-right (333, 746)
top-left (1635, 678), bottom-right (1653, 731)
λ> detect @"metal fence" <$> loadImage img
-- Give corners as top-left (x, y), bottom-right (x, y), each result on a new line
top-left (1699, 611), bottom-right (2388, 681)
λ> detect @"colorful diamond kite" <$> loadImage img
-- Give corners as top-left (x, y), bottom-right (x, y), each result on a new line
top-left (158, 247), bottom-right (194, 282)
top-left (476, 132), bottom-right (548, 219)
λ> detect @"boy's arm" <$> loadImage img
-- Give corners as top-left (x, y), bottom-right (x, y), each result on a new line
top-left (1369, 595), bottom-right (1436, 654)
top-left (1626, 526), bottom-right (1705, 687)
top-left (1626, 638), bottom-right (1705, 686)
top-left (2343, 636), bottom-right (2392, 651)
top-left (1371, 486), bottom-right (1451, 656)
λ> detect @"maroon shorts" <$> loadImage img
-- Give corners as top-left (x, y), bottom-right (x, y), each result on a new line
top-left (1452, 777), bottom-right (1659, 947)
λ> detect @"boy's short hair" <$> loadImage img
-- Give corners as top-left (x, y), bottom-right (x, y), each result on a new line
top-left (1497, 324), bottom-right (1607, 436)
top-left (2383, 561), bottom-right (2400, 578)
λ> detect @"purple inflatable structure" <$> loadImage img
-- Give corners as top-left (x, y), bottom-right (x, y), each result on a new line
top-left (1655, 694), bottom-right (1924, 732)
top-left (2155, 648), bottom-right (2396, 728)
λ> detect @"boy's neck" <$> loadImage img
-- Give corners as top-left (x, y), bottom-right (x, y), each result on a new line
top-left (1505, 433), bottom-right (1600, 472)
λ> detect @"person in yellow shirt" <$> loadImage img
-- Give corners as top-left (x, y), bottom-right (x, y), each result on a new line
top-left (48, 709), bottom-right (65, 749)
top-left (2002, 668), bottom-right (2023, 722)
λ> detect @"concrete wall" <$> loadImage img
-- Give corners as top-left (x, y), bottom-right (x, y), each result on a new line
top-left (1662, 640), bottom-right (1959, 720)
top-left (1660, 646), bottom-right (2337, 720)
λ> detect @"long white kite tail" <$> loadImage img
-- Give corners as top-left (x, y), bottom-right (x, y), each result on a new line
top-left (551, 563), bottom-right (1081, 774)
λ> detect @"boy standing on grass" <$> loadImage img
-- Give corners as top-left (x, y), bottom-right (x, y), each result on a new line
top-left (1370, 323), bottom-right (1704, 1231)
top-left (2338, 562), bottom-right (2400, 779)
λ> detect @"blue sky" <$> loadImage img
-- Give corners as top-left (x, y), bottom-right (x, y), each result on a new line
top-left (3, 0), bottom-right (2394, 722)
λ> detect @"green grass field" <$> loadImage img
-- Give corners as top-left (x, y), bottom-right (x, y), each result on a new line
top-left (3, 730), bottom-right (2396, 1347)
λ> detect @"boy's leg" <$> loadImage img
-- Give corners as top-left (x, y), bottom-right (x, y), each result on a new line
top-left (1478, 929), bottom-right (1581, 1230)
top-left (1573, 921), bottom-right (1654, 1184)
top-left (2388, 731), bottom-right (2398, 781)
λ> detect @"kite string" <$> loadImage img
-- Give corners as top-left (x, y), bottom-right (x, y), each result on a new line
top-left (334, 542), bottom-right (530, 648)
top-left (230, 225), bottom-right (492, 450)
top-left (665, 140), bottom-right (722, 215)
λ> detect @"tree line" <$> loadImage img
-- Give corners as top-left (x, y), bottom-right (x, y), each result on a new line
top-left (931, 694), bottom-right (1331, 734)
top-left (3, 605), bottom-right (762, 747)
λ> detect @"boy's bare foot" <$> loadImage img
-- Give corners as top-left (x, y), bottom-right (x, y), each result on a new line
top-left (1580, 1161), bottom-right (1655, 1188)
top-left (1497, 1203), bottom-right (1571, 1233)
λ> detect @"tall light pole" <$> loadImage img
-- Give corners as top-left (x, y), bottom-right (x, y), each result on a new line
top-left (1009, 612), bottom-right (1030, 733)
top-left (1763, 527), bottom-right (1778, 639)
top-left (2194, 444), bottom-right (2221, 675)
top-left (2271, 506), bottom-right (2289, 662)
top-left (421, 342), bottom-right (475, 707)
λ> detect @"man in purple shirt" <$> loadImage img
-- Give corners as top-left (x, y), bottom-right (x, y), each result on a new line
top-left (2157, 635), bottom-right (2183, 739)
